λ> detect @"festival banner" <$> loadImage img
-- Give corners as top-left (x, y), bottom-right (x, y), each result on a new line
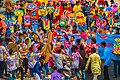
top-left (96, 34), bottom-right (120, 59)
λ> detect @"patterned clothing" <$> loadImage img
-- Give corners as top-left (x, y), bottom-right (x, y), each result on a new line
top-left (71, 52), bottom-right (81, 68)
top-left (0, 46), bottom-right (6, 61)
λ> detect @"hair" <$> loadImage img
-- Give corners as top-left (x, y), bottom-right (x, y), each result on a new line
top-left (101, 41), bottom-right (106, 47)
top-left (91, 38), bottom-right (96, 43)
top-left (23, 32), bottom-right (27, 35)
top-left (52, 66), bottom-right (57, 71)
top-left (18, 39), bottom-right (22, 44)
top-left (76, 39), bottom-right (81, 44)
top-left (57, 49), bottom-right (61, 53)
top-left (0, 38), bottom-right (3, 43)
top-left (71, 36), bottom-right (75, 39)
top-left (66, 25), bottom-right (70, 28)
top-left (0, 18), bottom-right (2, 21)
top-left (39, 56), bottom-right (45, 61)
top-left (9, 49), bottom-right (13, 55)
top-left (91, 48), bottom-right (96, 53)
top-left (73, 25), bottom-right (77, 28)
top-left (76, 1), bottom-right (79, 5)
top-left (94, 26), bottom-right (97, 29)
top-left (29, 47), bottom-right (33, 51)
top-left (71, 46), bottom-right (78, 52)
top-left (80, 44), bottom-right (84, 50)
top-left (60, 45), bottom-right (64, 49)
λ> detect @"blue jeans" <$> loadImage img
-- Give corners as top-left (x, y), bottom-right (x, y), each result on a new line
top-left (82, 69), bottom-right (86, 80)
top-left (71, 68), bottom-right (80, 79)
top-left (113, 60), bottom-right (120, 77)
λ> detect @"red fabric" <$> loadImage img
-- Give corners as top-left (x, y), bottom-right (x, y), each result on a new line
top-left (85, 43), bottom-right (98, 53)
top-left (53, 4), bottom-right (56, 9)
top-left (34, 1), bottom-right (41, 7)
top-left (52, 32), bottom-right (57, 38)
top-left (67, 7), bottom-right (73, 12)
top-left (0, 22), bottom-right (2, 28)
top-left (98, 0), bottom-right (105, 5)
top-left (59, 5), bottom-right (64, 16)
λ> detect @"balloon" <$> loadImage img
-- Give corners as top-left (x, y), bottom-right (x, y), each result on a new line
top-left (60, 21), bottom-right (65, 27)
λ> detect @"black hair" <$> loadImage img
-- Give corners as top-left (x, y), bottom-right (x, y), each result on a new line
top-left (39, 56), bottom-right (45, 60)
top-left (19, 33), bottom-right (23, 36)
top-left (52, 66), bottom-right (57, 70)
top-left (25, 38), bottom-right (29, 41)
top-left (73, 25), bottom-right (77, 28)
top-left (0, 18), bottom-right (1, 21)
top-left (57, 49), bottom-right (61, 53)
top-left (91, 48), bottom-right (96, 53)
top-left (29, 47), bottom-right (33, 51)
top-left (94, 26), bottom-right (97, 29)
top-left (101, 41), bottom-right (106, 47)
top-left (76, 39), bottom-right (81, 44)
top-left (66, 25), bottom-right (70, 28)
top-left (9, 49), bottom-right (13, 55)
top-left (71, 36), bottom-right (75, 39)
top-left (80, 44), bottom-right (84, 50)
top-left (71, 46), bottom-right (78, 52)
top-left (76, 1), bottom-right (79, 5)
top-left (60, 45), bottom-right (64, 49)
top-left (0, 38), bottom-right (3, 43)
top-left (38, 44), bottom-right (44, 51)
top-left (91, 38), bottom-right (96, 43)
top-left (23, 32), bottom-right (27, 35)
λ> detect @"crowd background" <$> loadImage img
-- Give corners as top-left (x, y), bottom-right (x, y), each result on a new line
top-left (0, 0), bottom-right (120, 80)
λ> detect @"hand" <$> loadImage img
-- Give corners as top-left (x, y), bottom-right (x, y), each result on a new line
top-left (85, 67), bottom-right (88, 71)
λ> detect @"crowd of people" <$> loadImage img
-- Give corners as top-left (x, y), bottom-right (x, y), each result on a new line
top-left (0, 0), bottom-right (120, 80)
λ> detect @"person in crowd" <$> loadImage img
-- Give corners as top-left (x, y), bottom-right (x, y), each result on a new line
top-left (51, 66), bottom-right (62, 80)
top-left (71, 45), bottom-right (83, 80)
top-left (0, 39), bottom-right (8, 79)
top-left (86, 48), bottom-right (101, 80)
top-left (4, 0), bottom-right (12, 19)
top-left (101, 42), bottom-right (112, 80)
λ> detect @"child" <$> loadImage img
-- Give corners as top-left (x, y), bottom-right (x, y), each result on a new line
top-left (51, 66), bottom-right (62, 80)
top-left (71, 46), bottom-right (83, 80)
top-left (7, 49), bottom-right (17, 79)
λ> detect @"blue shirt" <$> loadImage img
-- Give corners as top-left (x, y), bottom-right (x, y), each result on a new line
top-left (104, 47), bottom-right (112, 66)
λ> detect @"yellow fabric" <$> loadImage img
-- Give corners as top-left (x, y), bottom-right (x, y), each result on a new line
top-left (38, 0), bottom-right (48, 5)
top-left (18, 15), bottom-right (22, 23)
top-left (86, 53), bottom-right (101, 75)
top-left (73, 5), bottom-right (82, 14)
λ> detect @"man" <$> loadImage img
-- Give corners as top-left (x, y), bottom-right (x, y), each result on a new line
top-left (85, 48), bottom-right (101, 80)
top-left (4, 0), bottom-right (12, 19)
top-left (101, 42), bottom-right (112, 80)
top-left (73, 1), bottom-right (82, 14)
top-left (0, 39), bottom-right (7, 79)
top-left (51, 66), bottom-right (62, 80)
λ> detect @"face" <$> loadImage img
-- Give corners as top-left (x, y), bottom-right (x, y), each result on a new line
top-left (23, 34), bottom-right (27, 38)
top-left (57, 26), bottom-right (61, 31)
top-left (94, 28), bottom-right (97, 32)
top-left (25, 40), bottom-right (29, 45)
top-left (51, 27), bottom-right (55, 32)
top-left (70, 37), bottom-right (74, 41)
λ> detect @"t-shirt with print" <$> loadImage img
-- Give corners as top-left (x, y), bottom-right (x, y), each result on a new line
top-left (0, 46), bottom-right (6, 61)
top-left (71, 52), bottom-right (81, 68)
top-left (7, 55), bottom-right (17, 71)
